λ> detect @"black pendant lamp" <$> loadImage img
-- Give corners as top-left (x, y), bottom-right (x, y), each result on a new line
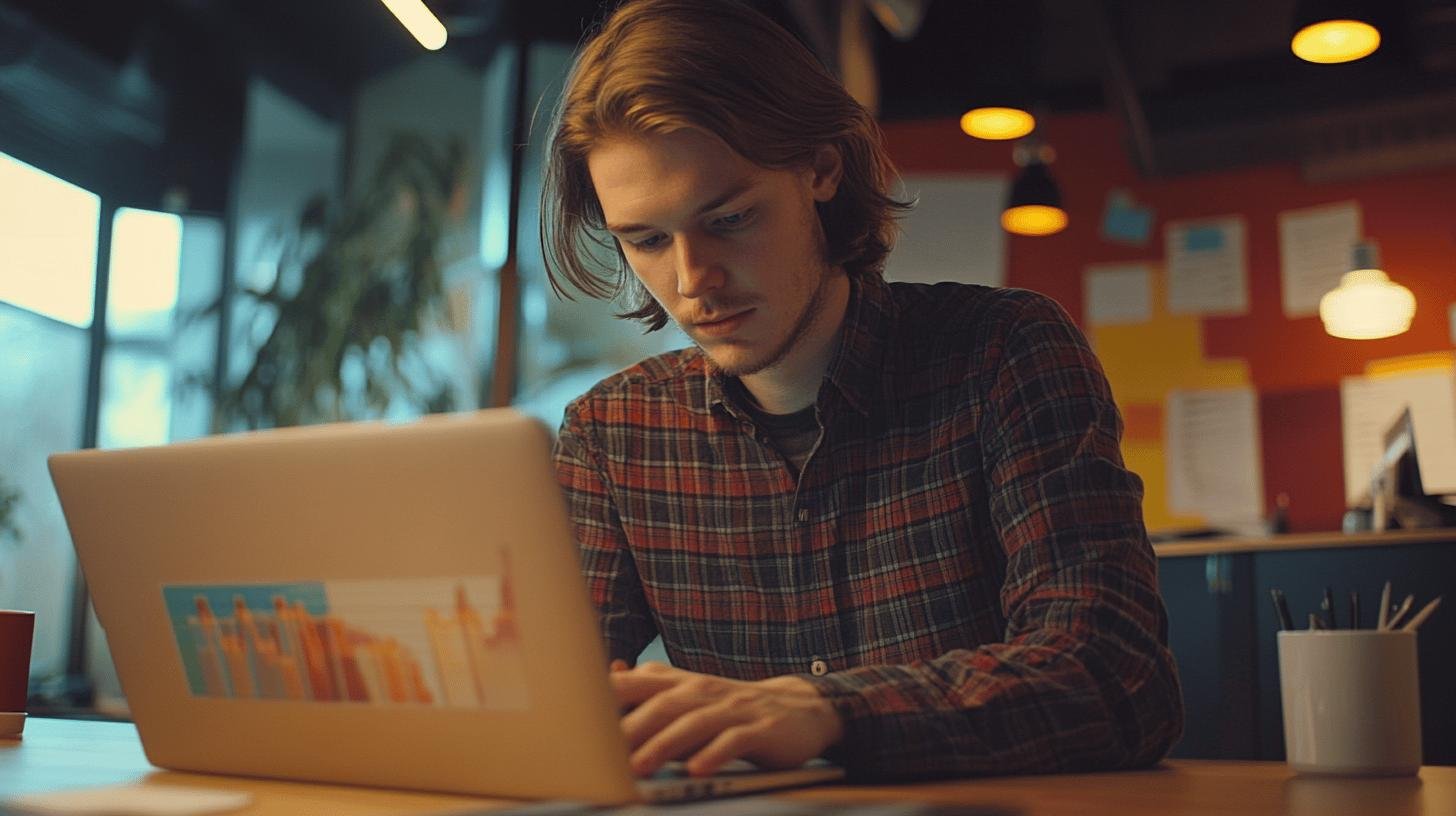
top-left (1001, 140), bottom-right (1067, 237)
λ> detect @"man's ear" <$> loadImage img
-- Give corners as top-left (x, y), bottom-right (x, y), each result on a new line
top-left (806, 145), bottom-right (843, 203)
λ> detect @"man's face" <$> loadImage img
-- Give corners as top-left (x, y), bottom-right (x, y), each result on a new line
top-left (588, 129), bottom-right (842, 378)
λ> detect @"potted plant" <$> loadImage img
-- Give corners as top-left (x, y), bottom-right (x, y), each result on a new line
top-left (208, 133), bottom-right (469, 430)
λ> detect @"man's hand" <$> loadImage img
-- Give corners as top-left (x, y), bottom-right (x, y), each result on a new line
top-left (608, 660), bottom-right (844, 778)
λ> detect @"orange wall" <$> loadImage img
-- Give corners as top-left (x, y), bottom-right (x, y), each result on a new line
top-left (882, 113), bottom-right (1456, 532)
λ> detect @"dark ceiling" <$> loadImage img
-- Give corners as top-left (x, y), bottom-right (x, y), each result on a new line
top-left (12, 1), bottom-right (1456, 116)
top-left (4, 0), bottom-right (1456, 204)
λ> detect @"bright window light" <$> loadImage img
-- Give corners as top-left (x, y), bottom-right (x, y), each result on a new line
top-left (380, 0), bottom-right (448, 51)
top-left (0, 151), bottom-right (100, 327)
top-left (109, 208), bottom-right (183, 337)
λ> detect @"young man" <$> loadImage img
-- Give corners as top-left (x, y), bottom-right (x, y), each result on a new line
top-left (543, 0), bottom-right (1183, 782)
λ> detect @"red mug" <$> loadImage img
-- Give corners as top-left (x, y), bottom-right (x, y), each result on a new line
top-left (0, 609), bottom-right (35, 737)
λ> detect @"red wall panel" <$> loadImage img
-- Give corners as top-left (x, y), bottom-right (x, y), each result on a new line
top-left (882, 112), bottom-right (1456, 532)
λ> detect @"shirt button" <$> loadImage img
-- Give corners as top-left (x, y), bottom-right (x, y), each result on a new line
top-left (797, 508), bottom-right (810, 522)
top-left (810, 658), bottom-right (829, 677)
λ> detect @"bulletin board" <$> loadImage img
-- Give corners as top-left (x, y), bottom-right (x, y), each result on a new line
top-left (883, 113), bottom-right (1456, 533)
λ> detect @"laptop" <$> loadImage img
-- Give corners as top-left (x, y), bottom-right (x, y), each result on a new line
top-left (47, 409), bottom-right (844, 804)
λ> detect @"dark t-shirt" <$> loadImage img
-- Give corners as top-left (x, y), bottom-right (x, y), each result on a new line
top-left (726, 379), bottom-right (819, 476)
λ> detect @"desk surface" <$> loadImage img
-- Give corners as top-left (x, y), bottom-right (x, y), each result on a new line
top-left (3, 717), bottom-right (1454, 815)
top-left (1151, 527), bottom-right (1456, 558)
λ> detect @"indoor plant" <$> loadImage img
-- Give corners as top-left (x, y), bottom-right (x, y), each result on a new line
top-left (209, 133), bottom-right (468, 430)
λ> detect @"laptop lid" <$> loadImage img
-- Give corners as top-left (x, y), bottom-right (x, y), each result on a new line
top-left (49, 410), bottom-right (640, 804)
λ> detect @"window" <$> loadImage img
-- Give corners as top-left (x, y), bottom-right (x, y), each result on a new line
top-left (0, 152), bottom-right (99, 684)
top-left (0, 152), bottom-right (100, 327)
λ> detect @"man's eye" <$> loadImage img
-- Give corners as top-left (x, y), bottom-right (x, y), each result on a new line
top-left (631, 234), bottom-right (667, 251)
top-left (715, 210), bottom-right (751, 229)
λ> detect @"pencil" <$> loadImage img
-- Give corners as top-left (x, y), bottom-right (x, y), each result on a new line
top-left (1387, 594), bottom-right (1415, 630)
top-left (1270, 589), bottom-right (1294, 631)
top-left (1402, 596), bottom-right (1443, 632)
top-left (1378, 581), bottom-right (1392, 630)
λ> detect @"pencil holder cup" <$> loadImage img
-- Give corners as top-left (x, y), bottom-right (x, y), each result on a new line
top-left (1277, 630), bottom-right (1422, 776)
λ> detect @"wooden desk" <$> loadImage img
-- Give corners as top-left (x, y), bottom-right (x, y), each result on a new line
top-left (4, 718), bottom-right (1455, 815)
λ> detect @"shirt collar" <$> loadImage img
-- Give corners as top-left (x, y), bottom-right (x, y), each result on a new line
top-left (821, 274), bottom-right (892, 417)
top-left (701, 274), bottom-right (893, 419)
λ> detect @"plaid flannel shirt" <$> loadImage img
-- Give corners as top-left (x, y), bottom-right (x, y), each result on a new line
top-left (552, 275), bottom-right (1183, 780)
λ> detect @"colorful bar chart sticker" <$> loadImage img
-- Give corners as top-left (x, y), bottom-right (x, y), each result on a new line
top-left (162, 570), bottom-right (528, 710)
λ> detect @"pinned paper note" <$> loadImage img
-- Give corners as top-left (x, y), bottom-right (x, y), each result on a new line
top-left (1165, 217), bottom-right (1248, 316)
top-left (1165, 387), bottom-right (1265, 524)
top-left (1085, 263), bottom-right (1153, 326)
top-left (1278, 201), bottom-right (1361, 318)
top-left (1101, 189), bottom-right (1154, 246)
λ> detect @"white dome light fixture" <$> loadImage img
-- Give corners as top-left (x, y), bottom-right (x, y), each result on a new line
top-left (1318, 241), bottom-right (1416, 340)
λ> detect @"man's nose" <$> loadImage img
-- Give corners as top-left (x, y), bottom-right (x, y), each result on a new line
top-left (674, 234), bottom-right (726, 299)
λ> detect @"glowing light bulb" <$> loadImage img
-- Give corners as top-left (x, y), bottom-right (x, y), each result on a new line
top-left (1319, 269), bottom-right (1415, 339)
top-left (1292, 19), bottom-right (1380, 64)
top-left (960, 107), bottom-right (1036, 141)
top-left (1001, 205), bottom-right (1068, 237)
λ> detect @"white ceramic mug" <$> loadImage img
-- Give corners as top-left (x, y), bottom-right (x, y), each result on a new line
top-left (1277, 629), bottom-right (1422, 776)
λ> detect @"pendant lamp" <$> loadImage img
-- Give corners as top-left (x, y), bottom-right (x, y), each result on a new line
top-left (1001, 140), bottom-right (1067, 237)
top-left (1291, 0), bottom-right (1381, 64)
top-left (1319, 241), bottom-right (1416, 339)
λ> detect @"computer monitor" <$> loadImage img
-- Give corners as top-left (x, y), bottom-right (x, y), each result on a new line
top-left (1373, 408), bottom-right (1456, 530)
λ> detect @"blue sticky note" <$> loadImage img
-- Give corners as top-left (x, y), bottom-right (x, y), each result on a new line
top-left (1183, 225), bottom-right (1226, 252)
top-left (1101, 190), bottom-right (1153, 246)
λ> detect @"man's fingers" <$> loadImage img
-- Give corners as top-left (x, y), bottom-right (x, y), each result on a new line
top-left (620, 684), bottom-right (711, 750)
top-left (620, 675), bottom-right (735, 749)
top-left (629, 701), bottom-right (743, 777)
top-left (686, 722), bottom-right (763, 777)
top-left (609, 668), bottom-right (682, 707)
top-left (609, 659), bottom-right (630, 672)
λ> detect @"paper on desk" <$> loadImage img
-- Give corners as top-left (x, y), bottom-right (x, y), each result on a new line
top-left (1278, 201), bottom-right (1361, 318)
top-left (1341, 367), bottom-right (1456, 505)
top-left (1165, 387), bottom-right (1265, 523)
top-left (1084, 263), bottom-right (1153, 326)
top-left (1165, 217), bottom-right (1248, 316)
top-left (4, 785), bottom-right (251, 816)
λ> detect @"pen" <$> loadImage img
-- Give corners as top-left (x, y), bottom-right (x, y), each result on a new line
top-left (1387, 594), bottom-right (1416, 630)
top-left (1322, 586), bottom-right (1337, 629)
top-left (1350, 590), bottom-right (1360, 630)
top-left (1402, 596), bottom-right (1443, 631)
top-left (1378, 581), bottom-right (1392, 630)
top-left (1270, 589), bottom-right (1294, 632)
top-left (1308, 612), bottom-right (1322, 630)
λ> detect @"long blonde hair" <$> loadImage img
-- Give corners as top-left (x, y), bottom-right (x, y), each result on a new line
top-left (540, 0), bottom-right (910, 331)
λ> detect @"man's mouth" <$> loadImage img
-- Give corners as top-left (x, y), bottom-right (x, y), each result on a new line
top-left (692, 309), bottom-right (754, 337)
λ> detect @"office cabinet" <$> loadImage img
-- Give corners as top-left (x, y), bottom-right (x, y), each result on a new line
top-left (1157, 531), bottom-right (1456, 764)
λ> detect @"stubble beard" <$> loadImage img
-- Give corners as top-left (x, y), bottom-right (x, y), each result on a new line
top-left (704, 259), bottom-right (834, 379)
